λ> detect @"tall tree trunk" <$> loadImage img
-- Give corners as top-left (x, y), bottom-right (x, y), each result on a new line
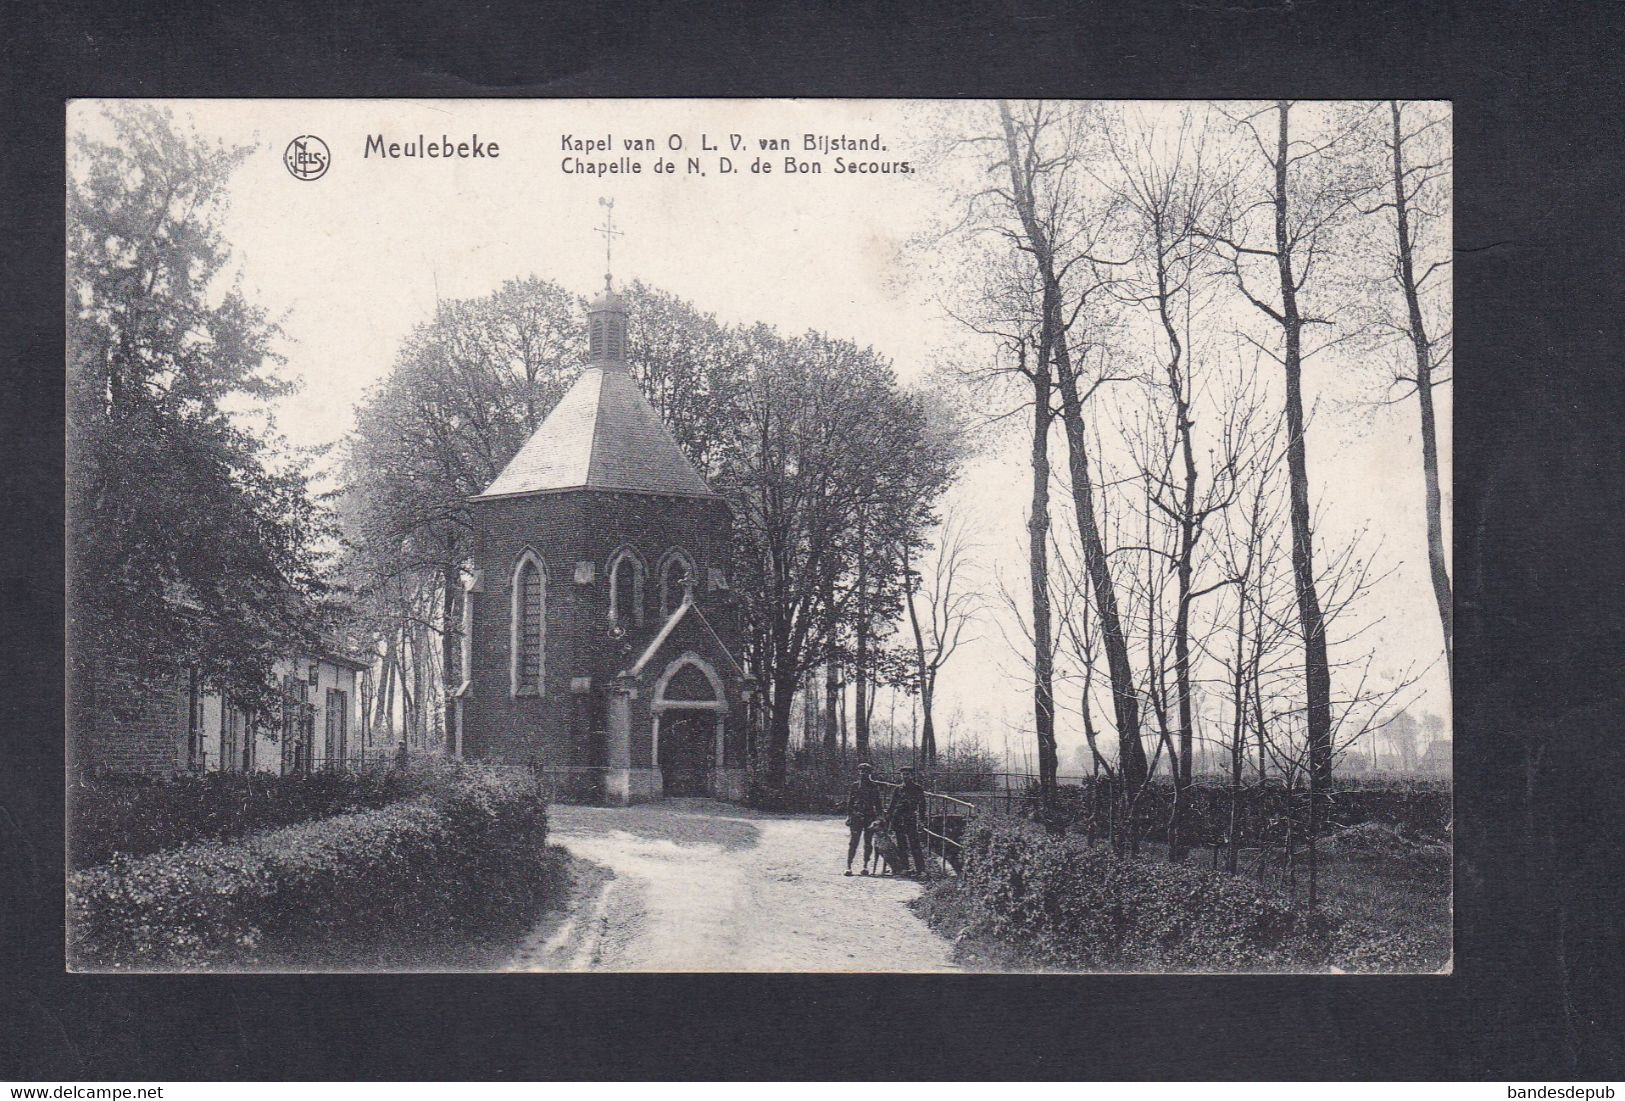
top-left (903, 542), bottom-right (938, 765)
top-left (1389, 99), bottom-right (1453, 681)
top-left (821, 560), bottom-right (839, 754)
top-left (823, 661), bottom-right (840, 754)
top-left (359, 652), bottom-right (375, 750)
top-left (854, 512), bottom-right (871, 755)
top-left (1250, 595), bottom-right (1268, 784)
top-left (1023, 334), bottom-right (1059, 794)
top-left (412, 623), bottom-right (427, 748)
top-left (802, 670), bottom-right (817, 748)
top-left (395, 626), bottom-right (413, 749)
top-left (1270, 101), bottom-right (1335, 800)
top-left (997, 103), bottom-right (1145, 794)
top-left (1151, 228), bottom-right (1200, 857)
top-left (767, 668), bottom-right (797, 783)
top-left (379, 631), bottom-right (397, 747)
top-left (1228, 593), bottom-right (1247, 874)
top-left (441, 562), bottom-right (459, 753)
top-left (838, 679), bottom-right (849, 753)
top-left (1052, 306), bottom-right (1146, 793)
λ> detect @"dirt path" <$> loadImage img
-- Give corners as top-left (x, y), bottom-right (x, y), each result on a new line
top-left (508, 798), bottom-right (960, 972)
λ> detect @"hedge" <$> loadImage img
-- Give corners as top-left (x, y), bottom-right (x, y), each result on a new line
top-left (999, 777), bottom-right (1451, 849)
top-left (68, 764), bottom-right (554, 970)
top-left (954, 816), bottom-right (1337, 970)
top-left (69, 768), bottom-right (417, 869)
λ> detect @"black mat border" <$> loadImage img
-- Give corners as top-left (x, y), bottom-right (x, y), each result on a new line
top-left (4, 0), bottom-right (1623, 1082)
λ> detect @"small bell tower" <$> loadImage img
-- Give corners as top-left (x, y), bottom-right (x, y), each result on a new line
top-left (589, 197), bottom-right (628, 368)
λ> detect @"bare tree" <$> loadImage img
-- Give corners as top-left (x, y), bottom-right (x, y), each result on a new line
top-left (1104, 109), bottom-right (1261, 857)
top-left (1356, 101), bottom-right (1454, 678)
top-left (993, 99), bottom-right (1148, 794)
top-left (933, 218), bottom-right (1062, 799)
top-left (1202, 101), bottom-right (1370, 800)
top-left (903, 509), bottom-right (984, 764)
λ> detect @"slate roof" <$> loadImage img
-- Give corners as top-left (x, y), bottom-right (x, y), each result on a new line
top-left (475, 366), bottom-right (716, 500)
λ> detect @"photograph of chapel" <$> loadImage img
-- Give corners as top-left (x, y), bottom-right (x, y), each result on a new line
top-left (66, 99), bottom-right (1453, 976)
top-left (456, 277), bottom-right (752, 804)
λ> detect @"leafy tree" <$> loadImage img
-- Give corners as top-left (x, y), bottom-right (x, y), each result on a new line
top-left (717, 328), bottom-right (958, 783)
top-left (342, 276), bottom-right (751, 739)
top-left (67, 104), bottom-right (328, 717)
top-left (342, 276), bottom-right (582, 742)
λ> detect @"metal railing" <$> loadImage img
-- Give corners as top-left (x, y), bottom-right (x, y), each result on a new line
top-left (873, 778), bottom-right (976, 878)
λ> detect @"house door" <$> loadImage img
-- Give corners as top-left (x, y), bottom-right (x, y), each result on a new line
top-left (659, 714), bottom-right (710, 796)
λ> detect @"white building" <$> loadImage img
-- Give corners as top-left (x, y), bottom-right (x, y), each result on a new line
top-left (187, 652), bottom-right (369, 775)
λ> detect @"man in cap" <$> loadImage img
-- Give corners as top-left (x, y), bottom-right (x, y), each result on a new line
top-left (844, 762), bottom-right (886, 876)
top-left (886, 765), bottom-right (929, 877)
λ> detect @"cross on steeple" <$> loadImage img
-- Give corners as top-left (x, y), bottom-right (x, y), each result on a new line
top-left (596, 196), bottom-right (623, 287)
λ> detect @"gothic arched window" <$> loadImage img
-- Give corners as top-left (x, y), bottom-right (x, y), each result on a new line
top-left (607, 546), bottom-right (645, 627)
top-left (510, 550), bottom-right (546, 696)
top-left (657, 547), bottom-right (697, 618)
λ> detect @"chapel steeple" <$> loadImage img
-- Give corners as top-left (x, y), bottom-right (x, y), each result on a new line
top-left (589, 197), bottom-right (628, 368)
top-left (588, 274), bottom-right (629, 367)
top-left (474, 199), bottom-right (715, 502)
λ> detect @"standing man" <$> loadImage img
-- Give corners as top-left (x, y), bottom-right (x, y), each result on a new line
top-left (887, 765), bottom-right (929, 877)
top-left (845, 762), bottom-right (886, 876)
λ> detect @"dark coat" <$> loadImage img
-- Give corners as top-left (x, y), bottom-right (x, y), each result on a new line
top-left (887, 779), bottom-right (927, 826)
top-left (846, 779), bottom-right (885, 825)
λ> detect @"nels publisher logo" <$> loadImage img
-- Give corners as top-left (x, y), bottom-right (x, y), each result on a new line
top-left (283, 135), bottom-right (330, 181)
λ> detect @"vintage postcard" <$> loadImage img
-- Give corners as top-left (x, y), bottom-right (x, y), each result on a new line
top-left (65, 98), bottom-right (1451, 974)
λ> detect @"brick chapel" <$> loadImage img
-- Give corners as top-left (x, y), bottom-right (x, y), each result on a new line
top-left (452, 275), bottom-right (751, 804)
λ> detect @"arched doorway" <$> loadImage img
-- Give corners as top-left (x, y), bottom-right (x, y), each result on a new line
top-left (651, 652), bottom-right (726, 797)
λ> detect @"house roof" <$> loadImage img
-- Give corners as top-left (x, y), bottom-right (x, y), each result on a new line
top-left (307, 650), bottom-right (370, 672)
top-left (474, 366), bottom-right (716, 501)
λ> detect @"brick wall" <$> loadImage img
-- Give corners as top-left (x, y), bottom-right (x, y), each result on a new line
top-left (73, 657), bottom-right (187, 776)
top-left (465, 488), bottom-right (741, 766)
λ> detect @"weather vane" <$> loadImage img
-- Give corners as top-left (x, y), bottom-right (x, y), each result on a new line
top-left (596, 196), bottom-right (622, 289)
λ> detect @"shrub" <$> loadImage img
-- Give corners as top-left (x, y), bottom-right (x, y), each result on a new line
top-left (991, 777), bottom-right (1452, 849)
top-left (68, 767), bottom-right (415, 869)
top-left (953, 816), bottom-right (1336, 971)
top-left (68, 762), bottom-right (553, 970)
top-left (749, 744), bottom-right (1002, 813)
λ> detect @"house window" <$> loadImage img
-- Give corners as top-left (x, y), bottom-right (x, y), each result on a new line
top-left (608, 547), bottom-right (645, 627)
top-left (511, 550), bottom-right (546, 696)
top-left (325, 687), bottom-right (348, 766)
top-left (659, 548), bottom-right (697, 617)
top-left (298, 699), bottom-right (315, 773)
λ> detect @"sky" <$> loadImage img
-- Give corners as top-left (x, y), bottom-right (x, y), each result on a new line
top-left (69, 98), bottom-right (1452, 769)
